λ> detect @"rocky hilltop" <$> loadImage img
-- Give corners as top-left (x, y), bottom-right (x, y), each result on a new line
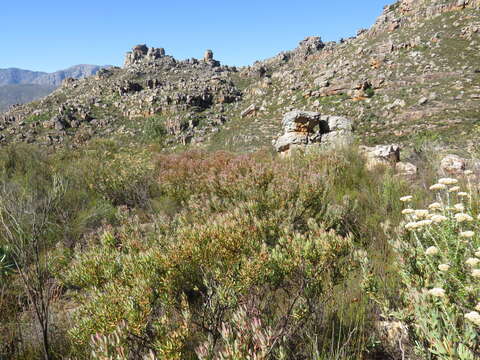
top-left (0, 0), bottom-right (478, 151)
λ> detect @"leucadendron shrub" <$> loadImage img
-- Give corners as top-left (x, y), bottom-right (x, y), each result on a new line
top-left (60, 147), bottom-right (411, 359)
top-left (64, 211), bottom-right (354, 359)
top-left (371, 174), bottom-right (480, 359)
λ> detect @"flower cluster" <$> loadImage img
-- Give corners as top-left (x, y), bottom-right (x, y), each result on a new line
top-left (397, 175), bottom-right (480, 357)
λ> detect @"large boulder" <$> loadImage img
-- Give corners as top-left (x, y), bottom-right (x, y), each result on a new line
top-left (203, 49), bottom-right (220, 67)
top-left (370, 144), bottom-right (400, 162)
top-left (320, 115), bottom-right (354, 146)
top-left (204, 49), bottom-right (214, 62)
top-left (132, 44), bottom-right (148, 54)
top-left (360, 144), bottom-right (401, 167)
top-left (296, 36), bottom-right (325, 57)
top-left (361, 145), bottom-right (418, 178)
top-left (274, 132), bottom-right (309, 152)
top-left (440, 154), bottom-right (466, 174)
top-left (282, 110), bottom-right (321, 133)
top-left (147, 47), bottom-right (165, 60)
top-left (322, 115), bottom-right (354, 132)
top-left (273, 110), bottom-right (354, 154)
top-left (124, 44), bottom-right (165, 67)
top-left (396, 161), bottom-right (418, 178)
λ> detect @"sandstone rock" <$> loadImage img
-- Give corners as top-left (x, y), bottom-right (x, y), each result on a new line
top-left (319, 115), bottom-right (354, 146)
top-left (321, 115), bottom-right (354, 132)
top-left (361, 144), bottom-right (401, 167)
top-left (321, 131), bottom-right (354, 147)
top-left (202, 49), bottom-right (220, 67)
top-left (440, 154), bottom-right (466, 174)
top-left (241, 104), bottom-right (258, 118)
top-left (124, 44), bottom-right (160, 66)
top-left (147, 47), bottom-right (166, 60)
top-left (274, 132), bottom-right (309, 152)
top-left (53, 117), bottom-right (66, 131)
top-left (375, 320), bottom-right (409, 359)
top-left (204, 49), bottom-right (214, 62)
top-left (297, 36), bottom-right (325, 56)
top-left (418, 97), bottom-right (428, 105)
top-left (396, 161), bottom-right (418, 177)
top-left (133, 44), bottom-right (148, 54)
top-left (274, 110), bottom-right (354, 154)
top-left (282, 110), bottom-right (321, 133)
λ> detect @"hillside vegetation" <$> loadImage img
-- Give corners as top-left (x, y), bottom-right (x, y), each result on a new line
top-left (1, 0), bottom-right (480, 359)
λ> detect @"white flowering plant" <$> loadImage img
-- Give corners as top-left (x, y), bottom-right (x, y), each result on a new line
top-left (391, 177), bottom-right (480, 359)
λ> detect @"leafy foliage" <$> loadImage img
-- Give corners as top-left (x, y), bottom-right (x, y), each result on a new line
top-left (0, 144), bottom-right (418, 359)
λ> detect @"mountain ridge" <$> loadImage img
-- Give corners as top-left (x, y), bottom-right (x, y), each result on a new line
top-left (0, 64), bottom-right (108, 87)
top-left (0, 64), bottom-right (109, 112)
top-left (0, 0), bottom-right (478, 151)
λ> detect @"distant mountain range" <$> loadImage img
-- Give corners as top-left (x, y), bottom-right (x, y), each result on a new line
top-left (0, 65), bottom-right (108, 112)
top-left (0, 84), bottom-right (56, 113)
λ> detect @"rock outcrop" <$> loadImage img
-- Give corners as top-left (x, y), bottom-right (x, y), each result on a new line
top-left (204, 50), bottom-right (214, 62)
top-left (203, 49), bottom-right (220, 67)
top-left (273, 110), bottom-right (353, 154)
top-left (360, 144), bottom-right (418, 177)
top-left (372, 0), bottom-right (480, 35)
top-left (124, 44), bottom-right (166, 66)
top-left (440, 154), bottom-right (466, 174)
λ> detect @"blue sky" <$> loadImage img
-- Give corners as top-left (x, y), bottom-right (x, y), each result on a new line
top-left (1, 0), bottom-right (391, 72)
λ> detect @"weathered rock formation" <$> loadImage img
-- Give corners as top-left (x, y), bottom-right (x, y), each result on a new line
top-left (204, 50), bottom-right (214, 62)
top-left (273, 110), bottom-right (353, 154)
top-left (440, 154), bottom-right (466, 174)
top-left (124, 44), bottom-right (166, 66)
top-left (360, 144), bottom-right (418, 177)
top-left (372, 0), bottom-right (480, 35)
top-left (1, 0), bottom-right (479, 153)
top-left (203, 49), bottom-right (220, 67)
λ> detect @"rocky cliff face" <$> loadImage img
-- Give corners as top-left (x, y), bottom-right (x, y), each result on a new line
top-left (0, 0), bottom-right (478, 152)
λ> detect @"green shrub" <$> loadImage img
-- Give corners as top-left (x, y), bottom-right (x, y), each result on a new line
top-left (0, 144), bottom-right (420, 359)
top-left (143, 116), bottom-right (168, 143)
top-left (72, 142), bottom-right (157, 208)
top-left (59, 147), bottom-right (412, 359)
top-left (365, 87), bottom-right (375, 98)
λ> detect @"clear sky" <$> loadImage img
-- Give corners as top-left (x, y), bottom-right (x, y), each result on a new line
top-left (0, 0), bottom-right (392, 72)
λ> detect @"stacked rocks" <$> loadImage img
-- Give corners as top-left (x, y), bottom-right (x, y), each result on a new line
top-left (124, 44), bottom-right (166, 66)
top-left (273, 110), bottom-right (353, 154)
top-left (203, 49), bottom-right (220, 67)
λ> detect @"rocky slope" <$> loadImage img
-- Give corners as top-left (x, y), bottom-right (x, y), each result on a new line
top-left (0, 0), bottom-right (478, 152)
